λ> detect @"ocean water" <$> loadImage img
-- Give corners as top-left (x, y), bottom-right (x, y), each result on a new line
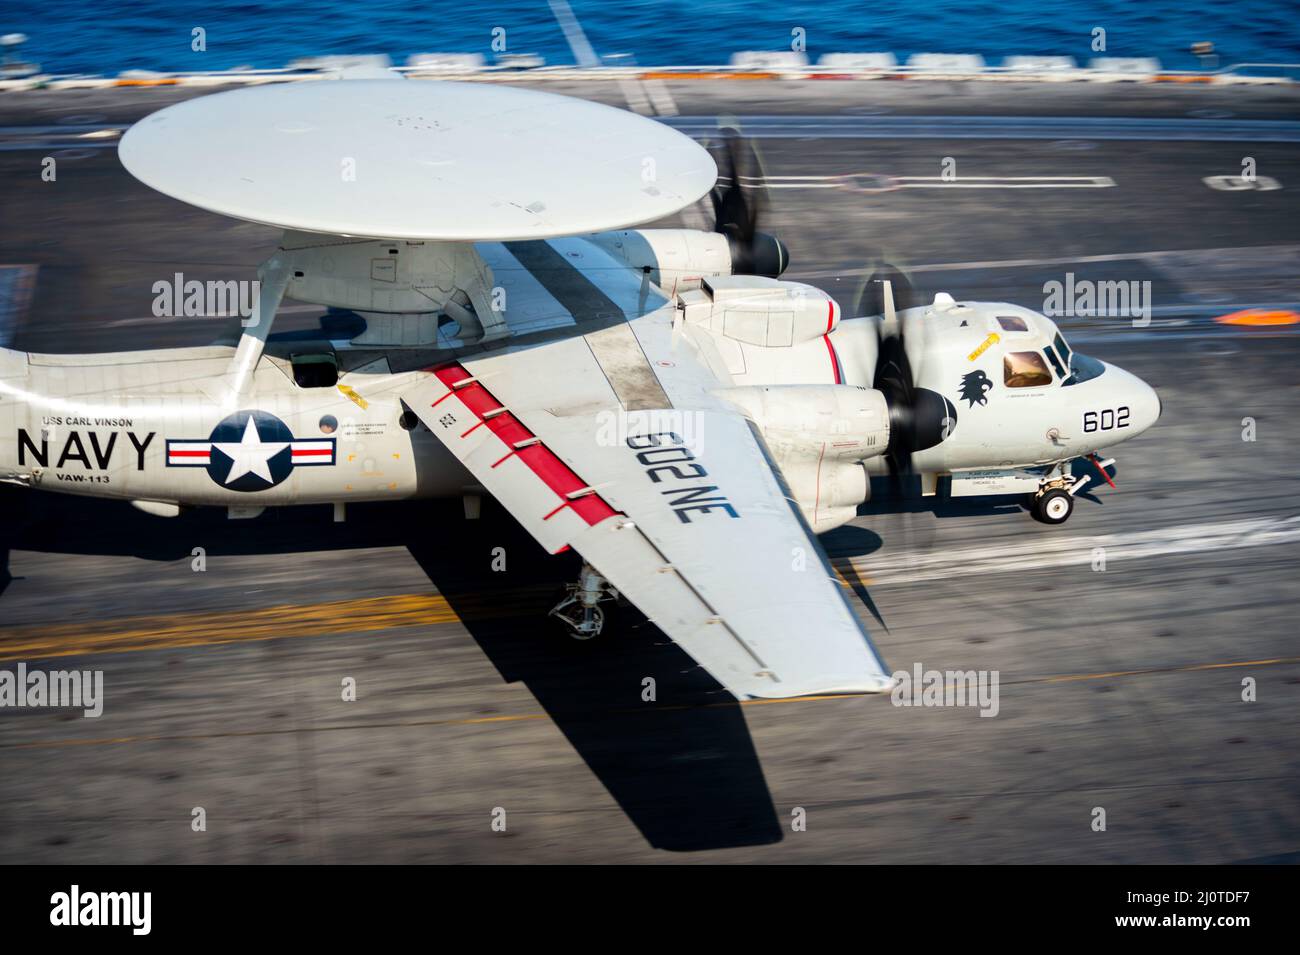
top-left (6, 0), bottom-right (1298, 76)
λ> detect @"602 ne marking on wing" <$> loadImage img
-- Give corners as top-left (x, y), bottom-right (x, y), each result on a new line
top-left (627, 432), bottom-right (738, 524)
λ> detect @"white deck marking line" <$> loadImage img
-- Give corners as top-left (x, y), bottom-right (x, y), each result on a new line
top-left (839, 515), bottom-right (1300, 586)
top-left (661, 115), bottom-right (1300, 143)
top-left (789, 243), bottom-right (1300, 279)
top-left (890, 176), bottom-right (1116, 188)
top-left (741, 174), bottom-right (1115, 190)
top-left (546, 0), bottom-right (667, 120)
top-left (618, 78), bottom-right (654, 115)
top-left (644, 80), bottom-right (679, 116)
top-left (756, 174), bottom-right (1114, 189)
top-left (546, 0), bottom-right (599, 67)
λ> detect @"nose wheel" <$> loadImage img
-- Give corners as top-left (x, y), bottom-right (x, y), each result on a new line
top-left (1031, 487), bottom-right (1075, 524)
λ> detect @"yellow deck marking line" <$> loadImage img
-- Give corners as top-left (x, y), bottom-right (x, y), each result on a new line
top-left (3, 657), bottom-right (1295, 751)
top-left (1030, 657), bottom-right (1294, 683)
top-left (832, 566), bottom-right (874, 589)
top-left (967, 331), bottom-right (999, 361)
top-left (0, 590), bottom-right (548, 662)
top-left (0, 712), bottom-right (554, 750)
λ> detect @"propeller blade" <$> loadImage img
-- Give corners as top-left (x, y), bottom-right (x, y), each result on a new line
top-left (866, 263), bottom-right (943, 493)
top-left (710, 128), bottom-right (756, 240)
top-left (708, 126), bottom-right (788, 277)
top-left (856, 263), bottom-right (916, 319)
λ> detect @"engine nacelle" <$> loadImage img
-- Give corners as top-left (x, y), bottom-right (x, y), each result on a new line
top-left (586, 229), bottom-right (733, 295)
top-left (720, 383), bottom-right (889, 533)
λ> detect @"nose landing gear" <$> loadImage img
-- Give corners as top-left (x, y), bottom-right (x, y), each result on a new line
top-left (1028, 455), bottom-right (1116, 524)
top-left (1031, 487), bottom-right (1074, 524)
top-left (548, 562), bottom-right (619, 640)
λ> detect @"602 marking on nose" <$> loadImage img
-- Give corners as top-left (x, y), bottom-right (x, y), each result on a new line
top-left (1083, 406), bottom-right (1131, 433)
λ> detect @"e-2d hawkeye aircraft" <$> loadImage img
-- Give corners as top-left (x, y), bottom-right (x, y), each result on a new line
top-left (0, 79), bottom-right (1160, 699)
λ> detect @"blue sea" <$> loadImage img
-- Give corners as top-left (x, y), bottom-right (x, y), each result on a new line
top-left (7, 1), bottom-right (1299, 75)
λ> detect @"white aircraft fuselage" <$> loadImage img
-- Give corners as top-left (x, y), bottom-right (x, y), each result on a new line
top-left (0, 228), bottom-right (1160, 529)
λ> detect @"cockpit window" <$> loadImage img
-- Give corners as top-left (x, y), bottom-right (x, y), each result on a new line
top-left (1053, 332), bottom-right (1072, 365)
top-left (1043, 346), bottom-right (1066, 378)
top-left (1061, 352), bottom-right (1106, 386)
top-left (1004, 351), bottom-right (1053, 387)
top-left (997, 315), bottom-right (1029, 332)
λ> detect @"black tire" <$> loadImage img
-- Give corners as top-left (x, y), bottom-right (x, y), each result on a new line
top-left (1032, 488), bottom-right (1074, 525)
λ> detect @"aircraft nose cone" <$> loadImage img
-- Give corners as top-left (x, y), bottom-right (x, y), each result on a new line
top-left (1104, 362), bottom-right (1161, 437)
top-left (1138, 378), bottom-right (1161, 433)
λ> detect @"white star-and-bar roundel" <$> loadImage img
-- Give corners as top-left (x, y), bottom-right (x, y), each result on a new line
top-left (166, 410), bottom-right (336, 491)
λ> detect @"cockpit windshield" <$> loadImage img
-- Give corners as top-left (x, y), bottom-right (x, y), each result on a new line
top-left (1052, 330), bottom-right (1105, 385)
top-left (1043, 346), bottom-right (1066, 378)
top-left (1053, 332), bottom-right (1072, 365)
top-left (1062, 351), bottom-right (1106, 386)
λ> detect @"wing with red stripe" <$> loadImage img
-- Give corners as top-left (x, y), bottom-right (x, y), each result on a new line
top-left (401, 329), bottom-right (891, 699)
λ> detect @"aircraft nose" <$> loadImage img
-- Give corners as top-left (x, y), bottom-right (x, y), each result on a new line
top-left (1104, 362), bottom-right (1161, 437)
top-left (1138, 376), bottom-right (1161, 432)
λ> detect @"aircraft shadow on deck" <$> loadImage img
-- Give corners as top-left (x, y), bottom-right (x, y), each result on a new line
top-left (0, 488), bottom-right (784, 853)
top-left (406, 508), bottom-right (784, 852)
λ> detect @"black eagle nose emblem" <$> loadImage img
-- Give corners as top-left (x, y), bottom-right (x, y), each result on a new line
top-left (959, 370), bottom-right (994, 407)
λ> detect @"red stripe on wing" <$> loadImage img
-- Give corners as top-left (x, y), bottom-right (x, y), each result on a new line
top-left (431, 364), bottom-right (621, 528)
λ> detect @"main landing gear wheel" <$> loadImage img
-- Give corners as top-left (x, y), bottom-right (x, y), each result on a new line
top-left (548, 562), bottom-right (619, 640)
top-left (553, 600), bottom-right (605, 641)
top-left (1031, 488), bottom-right (1074, 525)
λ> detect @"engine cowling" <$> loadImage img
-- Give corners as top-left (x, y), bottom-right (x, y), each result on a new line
top-left (586, 229), bottom-right (732, 294)
top-left (720, 383), bottom-right (889, 533)
top-left (681, 275), bottom-right (840, 348)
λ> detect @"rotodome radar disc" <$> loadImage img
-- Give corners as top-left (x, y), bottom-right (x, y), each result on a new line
top-left (118, 80), bottom-right (718, 241)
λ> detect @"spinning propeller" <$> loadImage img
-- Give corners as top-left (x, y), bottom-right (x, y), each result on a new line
top-left (709, 127), bottom-right (789, 278)
top-left (860, 265), bottom-right (956, 493)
